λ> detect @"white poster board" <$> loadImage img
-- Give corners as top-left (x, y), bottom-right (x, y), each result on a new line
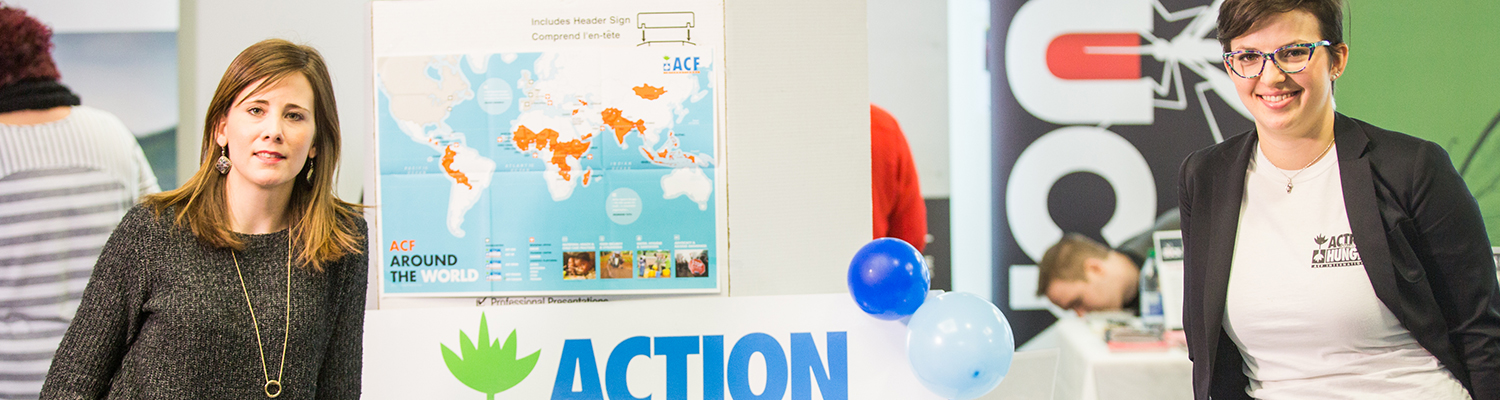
top-left (371, 0), bottom-right (728, 297)
top-left (363, 293), bottom-right (943, 399)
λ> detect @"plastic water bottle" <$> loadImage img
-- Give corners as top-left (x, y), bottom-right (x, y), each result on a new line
top-left (1139, 249), bottom-right (1164, 330)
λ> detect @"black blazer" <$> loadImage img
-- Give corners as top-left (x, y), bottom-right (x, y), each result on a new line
top-left (1178, 113), bottom-right (1500, 400)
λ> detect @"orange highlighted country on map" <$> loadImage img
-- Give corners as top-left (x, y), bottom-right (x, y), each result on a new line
top-left (632, 84), bottom-right (667, 100)
top-left (440, 144), bottom-right (472, 190)
top-left (513, 125), bottom-right (594, 182)
top-left (601, 108), bottom-right (647, 144)
top-left (640, 133), bottom-right (708, 167)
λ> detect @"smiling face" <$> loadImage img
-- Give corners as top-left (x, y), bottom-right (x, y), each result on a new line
top-left (215, 73), bottom-right (318, 198)
top-left (1226, 10), bottom-right (1347, 137)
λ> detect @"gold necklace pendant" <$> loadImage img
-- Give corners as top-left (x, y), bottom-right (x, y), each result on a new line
top-left (265, 380), bottom-right (282, 398)
top-left (1275, 138), bottom-right (1334, 194)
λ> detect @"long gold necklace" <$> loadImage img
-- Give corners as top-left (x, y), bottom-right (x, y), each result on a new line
top-left (232, 232), bottom-right (292, 398)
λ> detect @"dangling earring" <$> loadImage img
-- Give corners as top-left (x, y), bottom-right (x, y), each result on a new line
top-left (215, 146), bottom-right (231, 174)
top-left (305, 154), bottom-right (315, 183)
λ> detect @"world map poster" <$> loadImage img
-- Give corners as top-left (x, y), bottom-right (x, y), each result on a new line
top-left (373, 0), bottom-right (724, 296)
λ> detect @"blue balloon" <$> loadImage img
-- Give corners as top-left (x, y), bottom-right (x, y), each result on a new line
top-left (907, 292), bottom-right (1015, 400)
top-left (846, 238), bottom-right (930, 320)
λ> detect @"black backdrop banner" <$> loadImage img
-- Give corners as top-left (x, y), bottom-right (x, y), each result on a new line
top-left (990, 0), bottom-right (1254, 344)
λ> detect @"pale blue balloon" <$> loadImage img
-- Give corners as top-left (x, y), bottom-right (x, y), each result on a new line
top-left (906, 292), bottom-right (1015, 400)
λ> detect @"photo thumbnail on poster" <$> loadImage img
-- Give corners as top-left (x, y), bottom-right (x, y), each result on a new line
top-left (562, 251), bottom-right (596, 280)
top-left (600, 251), bottom-right (634, 279)
top-left (676, 249), bottom-right (709, 278)
top-left (638, 250), bottom-right (672, 278)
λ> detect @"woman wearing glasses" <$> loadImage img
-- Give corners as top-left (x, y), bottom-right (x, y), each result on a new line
top-left (1178, 0), bottom-right (1499, 399)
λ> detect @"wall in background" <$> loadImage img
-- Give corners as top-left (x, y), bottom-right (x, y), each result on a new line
top-left (946, 0), bottom-right (994, 300)
top-left (868, 0), bottom-right (949, 199)
top-left (1336, 0), bottom-right (1500, 244)
top-left (866, 0), bottom-right (995, 301)
top-left (6, 0), bottom-right (175, 33)
top-left (50, 33), bottom-right (179, 189)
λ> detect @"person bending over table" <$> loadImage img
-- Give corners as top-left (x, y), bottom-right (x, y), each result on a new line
top-left (1037, 211), bottom-right (1179, 315)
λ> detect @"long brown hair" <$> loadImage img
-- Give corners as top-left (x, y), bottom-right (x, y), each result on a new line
top-left (145, 38), bottom-right (364, 272)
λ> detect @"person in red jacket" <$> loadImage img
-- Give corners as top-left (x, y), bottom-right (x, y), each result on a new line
top-left (870, 104), bottom-right (927, 252)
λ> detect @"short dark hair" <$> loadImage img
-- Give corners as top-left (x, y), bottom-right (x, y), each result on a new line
top-left (1036, 233), bottom-right (1112, 296)
top-left (1217, 0), bottom-right (1345, 52)
top-left (0, 5), bottom-right (62, 89)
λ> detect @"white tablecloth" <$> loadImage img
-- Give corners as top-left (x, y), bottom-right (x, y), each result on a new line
top-left (1004, 318), bottom-right (1193, 400)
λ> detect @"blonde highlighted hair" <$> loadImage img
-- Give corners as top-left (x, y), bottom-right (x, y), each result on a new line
top-left (144, 38), bottom-right (364, 272)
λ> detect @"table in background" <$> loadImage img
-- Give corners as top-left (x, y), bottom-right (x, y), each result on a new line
top-left (1014, 318), bottom-right (1192, 400)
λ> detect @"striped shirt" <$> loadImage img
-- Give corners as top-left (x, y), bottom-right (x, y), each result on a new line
top-left (0, 106), bottom-right (158, 400)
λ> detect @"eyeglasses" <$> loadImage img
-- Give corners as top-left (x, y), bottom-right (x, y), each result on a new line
top-left (1223, 40), bottom-right (1333, 79)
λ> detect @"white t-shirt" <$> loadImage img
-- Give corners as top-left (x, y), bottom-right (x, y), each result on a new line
top-left (1223, 144), bottom-right (1469, 399)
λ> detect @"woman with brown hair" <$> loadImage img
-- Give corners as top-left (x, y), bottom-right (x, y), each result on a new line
top-left (1178, 0), bottom-right (1499, 398)
top-left (41, 39), bottom-right (367, 399)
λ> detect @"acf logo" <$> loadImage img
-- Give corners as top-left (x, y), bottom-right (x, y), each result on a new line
top-left (440, 314), bottom-right (849, 399)
top-left (1003, 0), bottom-right (1253, 264)
top-left (662, 56), bottom-right (703, 73)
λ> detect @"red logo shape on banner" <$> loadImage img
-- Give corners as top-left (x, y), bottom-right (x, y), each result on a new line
top-left (1045, 33), bottom-right (1140, 80)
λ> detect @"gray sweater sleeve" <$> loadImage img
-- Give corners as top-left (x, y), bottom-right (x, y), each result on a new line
top-left (41, 206), bottom-right (153, 399)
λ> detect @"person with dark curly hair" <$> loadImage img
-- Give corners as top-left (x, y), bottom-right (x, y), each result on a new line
top-left (0, 5), bottom-right (159, 398)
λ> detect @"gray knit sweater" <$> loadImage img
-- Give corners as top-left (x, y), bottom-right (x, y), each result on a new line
top-left (39, 205), bottom-right (367, 399)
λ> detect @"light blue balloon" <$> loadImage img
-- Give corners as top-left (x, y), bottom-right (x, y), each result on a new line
top-left (906, 292), bottom-right (1015, 400)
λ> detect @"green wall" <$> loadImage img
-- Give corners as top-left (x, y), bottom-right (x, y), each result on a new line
top-left (1336, 0), bottom-right (1500, 244)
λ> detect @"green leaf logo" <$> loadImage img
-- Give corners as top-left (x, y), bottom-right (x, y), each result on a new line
top-left (441, 313), bottom-right (541, 399)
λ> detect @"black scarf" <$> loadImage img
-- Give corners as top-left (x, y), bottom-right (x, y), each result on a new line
top-left (0, 79), bottom-right (81, 113)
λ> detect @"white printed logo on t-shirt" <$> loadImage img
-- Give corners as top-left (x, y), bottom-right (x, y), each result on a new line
top-left (1310, 232), bottom-right (1361, 268)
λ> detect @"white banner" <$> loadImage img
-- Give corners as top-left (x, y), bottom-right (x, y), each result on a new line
top-left (363, 293), bottom-right (942, 399)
